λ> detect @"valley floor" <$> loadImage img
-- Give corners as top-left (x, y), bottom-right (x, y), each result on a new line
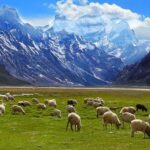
top-left (0, 87), bottom-right (150, 150)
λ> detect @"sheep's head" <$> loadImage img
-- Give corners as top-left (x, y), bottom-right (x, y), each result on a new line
top-left (77, 123), bottom-right (81, 131)
top-left (116, 121), bottom-right (121, 129)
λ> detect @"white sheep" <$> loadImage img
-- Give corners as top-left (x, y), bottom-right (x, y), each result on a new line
top-left (51, 109), bottom-right (62, 118)
top-left (3, 95), bottom-right (8, 101)
top-left (45, 99), bottom-right (57, 107)
top-left (18, 101), bottom-right (32, 107)
top-left (93, 101), bottom-right (102, 108)
top-left (96, 106), bottom-right (110, 118)
top-left (5, 93), bottom-right (14, 101)
top-left (37, 103), bottom-right (46, 110)
top-left (12, 105), bottom-right (25, 115)
top-left (120, 106), bottom-right (136, 114)
top-left (66, 105), bottom-right (76, 113)
top-left (95, 97), bottom-right (105, 105)
top-left (66, 112), bottom-right (81, 131)
top-left (32, 98), bottom-right (39, 104)
top-left (86, 100), bottom-right (94, 106)
top-left (102, 111), bottom-right (121, 129)
top-left (84, 98), bottom-right (94, 104)
top-left (0, 103), bottom-right (5, 115)
top-left (121, 112), bottom-right (136, 128)
top-left (131, 119), bottom-right (150, 138)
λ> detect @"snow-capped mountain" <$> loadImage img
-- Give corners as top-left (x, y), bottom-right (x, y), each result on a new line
top-left (0, 6), bottom-right (123, 86)
top-left (53, 13), bottom-right (150, 65)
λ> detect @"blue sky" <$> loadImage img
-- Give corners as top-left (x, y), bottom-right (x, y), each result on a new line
top-left (0, 0), bottom-right (150, 18)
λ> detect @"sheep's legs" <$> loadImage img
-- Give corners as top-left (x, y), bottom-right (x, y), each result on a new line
top-left (66, 120), bottom-right (69, 131)
top-left (71, 124), bottom-right (73, 131)
top-left (131, 130), bottom-right (134, 137)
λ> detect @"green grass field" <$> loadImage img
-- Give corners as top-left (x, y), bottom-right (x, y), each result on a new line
top-left (0, 88), bottom-right (150, 150)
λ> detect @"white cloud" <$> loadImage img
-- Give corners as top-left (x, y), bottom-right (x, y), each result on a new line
top-left (54, 0), bottom-right (150, 40)
top-left (23, 17), bottom-right (54, 27)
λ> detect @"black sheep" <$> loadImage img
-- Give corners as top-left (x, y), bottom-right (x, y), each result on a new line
top-left (136, 104), bottom-right (147, 112)
top-left (67, 99), bottom-right (77, 106)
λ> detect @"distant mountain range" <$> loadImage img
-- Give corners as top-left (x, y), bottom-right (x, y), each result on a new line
top-left (0, 6), bottom-right (149, 86)
top-left (116, 52), bottom-right (150, 85)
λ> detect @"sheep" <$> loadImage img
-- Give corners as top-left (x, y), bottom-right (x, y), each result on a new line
top-left (95, 97), bottom-right (105, 105)
top-left (32, 98), bottom-right (39, 104)
top-left (102, 111), bottom-right (121, 129)
top-left (66, 112), bottom-right (81, 131)
top-left (8, 95), bottom-right (15, 101)
top-left (93, 102), bottom-right (103, 108)
top-left (66, 105), bottom-right (76, 113)
top-left (5, 93), bottom-right (14, 101)
top-left (18, 101), bottom-right (32, 107)
top-left (120, 106), bottom-right (136, 114)
top-left (37, 103), bottom-right (46, 110)
top-left (131, 119), bottom-right (150, 138)
top-left (84, 97), bottom-right (104, 107)
top-left (96, 106), bottom-right (110, 118)
top-left (136, 104), bottom-right (147, 112)
top-left (84, 98), bottom-right (94, 104)
top-left (0, 103), bottom-right (6, 115)
top-left (121, 112), bottom-right (136, 128)
top-left (12, 105), bottom-right (25, 115)
top-left (51, 109), bottom-right (61, 118)
top-left (86, 100), bottom-right (94, 106)
top-left (67, 99), bottom-right (77, 106)
top-left (45, 99), bottom-right (57, 107)
top-left (3, 95), bottom-right (8, 101)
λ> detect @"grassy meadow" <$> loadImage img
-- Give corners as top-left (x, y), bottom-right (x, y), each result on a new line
top-left (0, 87), bottom-right (150, 150)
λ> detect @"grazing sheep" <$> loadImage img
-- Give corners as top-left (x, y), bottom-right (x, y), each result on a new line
top-left (5, 93), bottom-right (14, 101)
top-left (84, 98), bottom-right (94, 104)
top-left (67, 99), bottom-right (77, 106)
top-left (93, 102), bottom-right (103, 108)
top-left (120, 106), bottom-right (136, 114)
top-left (18, 101), bottom-right (32, 107)
top-left (37, 103), bottom-right (46, 110)
top-left (66, 112), bottom-right (81, 131)
top-left (12, 105), bottom-right (25, 115)
top-left (3, 95), bottom-right (8, 101)
top-left (45, 99), bottom-right (57, 107)
top-left (103, 111), bottom-right (121, 129)
top-left (8, 95), bottom-right (15, 101)
top-left (136, 104), bottom-right (147, 112)
top-left (86, 100), bottom-right (94, 106)
top-left (131, 119), bottom-right (150, 138)
top-left (32, 98), bottom-right (39, 104)
top-left (96, 106), bottom-right (110, 118)
top-left (51, 109), bottom-right (61, 118)
top-left (95, 97), bottom-right (105, 105)
top-left (0, 103), bottom-right (6, 115)
top-left (121, 112), bottom-right (136, 128)
top-left (84, 97), bottom-right (104, 107)
top-left (66, 105), bottom-right (76, 113)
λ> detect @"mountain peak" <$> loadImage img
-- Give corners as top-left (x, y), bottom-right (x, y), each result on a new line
top-left (0, 5), bottom-right (21, 23)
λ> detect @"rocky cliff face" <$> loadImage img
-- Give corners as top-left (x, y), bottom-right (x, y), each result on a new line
top-left (116, 52), bottom-right (150, 85)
